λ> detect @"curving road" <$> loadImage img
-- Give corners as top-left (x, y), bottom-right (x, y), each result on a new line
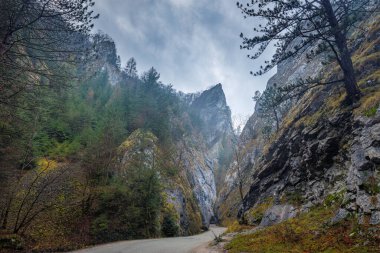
top-left (70, 226), bottom-right (226, 253)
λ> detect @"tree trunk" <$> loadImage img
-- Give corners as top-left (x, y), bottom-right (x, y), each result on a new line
top-left (1, 203), bottom-right (10, 229)
top-left (1, 194), bottom-right (14, 229)
top-left (339, 50), bottom-right (361, 103)
top-left (321, 0), bottom-right (361, 103)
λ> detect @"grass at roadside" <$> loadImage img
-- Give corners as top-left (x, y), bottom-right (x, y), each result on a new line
top-left (225, 206), bottom-right (380, 253)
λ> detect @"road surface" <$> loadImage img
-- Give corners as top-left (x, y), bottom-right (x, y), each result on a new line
top-left (70, 226), bottom-right (226, 253)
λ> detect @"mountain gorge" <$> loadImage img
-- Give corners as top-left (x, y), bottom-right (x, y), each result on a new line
top-left (1, 1), bottom-right (379, 252)
top-left (0, 29), bottom-right (235, 250)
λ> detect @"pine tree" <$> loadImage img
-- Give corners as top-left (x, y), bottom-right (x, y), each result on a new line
top-left (124, 57), bottom-right (138, 79)
top-left (238, 0), bottom-right (378, 103)
top-left (141, 67), bottom-right (160, 85)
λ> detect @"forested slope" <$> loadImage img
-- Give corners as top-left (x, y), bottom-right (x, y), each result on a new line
top-left (0, 2), bottom-right (234, 251)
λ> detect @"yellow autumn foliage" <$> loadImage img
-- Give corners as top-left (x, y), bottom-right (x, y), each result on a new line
top-left (36, 158), bottom-right (58, 173)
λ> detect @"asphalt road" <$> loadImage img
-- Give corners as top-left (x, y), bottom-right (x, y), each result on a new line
top-left (70, 226), bottom-right (226, 253)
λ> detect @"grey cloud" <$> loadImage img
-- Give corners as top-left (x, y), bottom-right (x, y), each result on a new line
top-left (93, 0), bottom-right (276, 120)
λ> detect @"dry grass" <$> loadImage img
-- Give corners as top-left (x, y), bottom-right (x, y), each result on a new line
top-left (225, 206), bottom-right (380, 253)
top-left (225, 220), bottom-right (254, 233)
top-left (354, 90), bottom-right (380, 117)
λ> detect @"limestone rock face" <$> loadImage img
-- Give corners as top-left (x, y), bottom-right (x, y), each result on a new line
top-left (190, 84), bottom-right (235, 159)
top-left (183, 152), bottom-right (216, 228)
top-left (237, 106), bottom-right (380, 223)
top-left (116, 129), bottom-right (158, 173)
top-left (180, 84), bottom-right (234, 228)
top-left (266, 38), bottom-right (324, 89)
top-left (90, 37), bottom-right (235, 231)
top-left (345, 116), bottom-right (380, 222)
top-left (115, 84), bottom-right (235, 232)
top-left (115, 129), bottom-right (204, 235)
top-left (219, 15), bottom-right (380, 226)
top-left (259, 204), bottom-right (298, 227)
top-left (218, 44), bottom-right (326, 220)
top-left (170, 132), bottom-right (218, 230)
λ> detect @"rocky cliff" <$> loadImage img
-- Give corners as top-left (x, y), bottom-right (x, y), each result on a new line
top-left (92, 31), bottom-right (236, 232)
top-left (190, 84), bottom-right (234, 159)
top-left (113, 83), bottom-right (234, 233)
top-left (79, 32), bottom-right (235, 234)
top-left (173, 84), bottom-right (234, 229)
top-left (219, 14), bottom-right (380, 227)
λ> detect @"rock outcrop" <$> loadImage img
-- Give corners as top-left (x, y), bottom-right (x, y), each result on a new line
top-left (115, 84), bottom-right (235, 233)
top-left (91, 37), bottom-right (235, 231)
top-left (179, 84), bottom-right (234, 228)
top-left (190, 84), bottom-right (234, 159)
top-left (259, 204), bottom-right (298, 227)
top-left (240, 108), bottom-right (380, 225)
top-left (219, 13), bottom-right (380, 227)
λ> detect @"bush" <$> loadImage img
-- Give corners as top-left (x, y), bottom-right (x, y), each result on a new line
top-left (90, 214), bottom-right (109, 242)
top-left (0, 234), bottom-right (24, 250)
top-left (324, 191), bottom-right (345, 207)
top-left (364, 105), bottom-right (378, 117)
top-left (161, 214), bottom-right (179, 237)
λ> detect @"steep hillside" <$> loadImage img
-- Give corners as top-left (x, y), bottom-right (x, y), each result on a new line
top-left (219, 13), bottom-right (380, 252)
top-left (164, 84), bottom-right (235, 230)
top-left (84, 74), bottom-right (235, 238)
top-left (0, 28), bottom-right (235, 250)
top-left (188, 84), bottom-right (235, 196)
top-left (190, 84), bottom-right (234, 158)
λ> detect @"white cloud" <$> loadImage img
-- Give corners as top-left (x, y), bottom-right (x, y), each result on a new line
top-left (168, 0), bottom-right (194, 8)
top-left (115, 16), bottom-right (145, 41)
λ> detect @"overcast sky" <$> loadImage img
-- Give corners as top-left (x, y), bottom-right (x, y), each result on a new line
top-left (93, 0), bottom-right (276, 120)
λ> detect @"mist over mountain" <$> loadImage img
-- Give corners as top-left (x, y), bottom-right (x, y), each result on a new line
top-left (0, 1), bottom-right (379, 252)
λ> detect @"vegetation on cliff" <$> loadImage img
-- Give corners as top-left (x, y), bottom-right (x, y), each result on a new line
top-left (220, 1), bottom-right (380, 253)
top-left (0, 1), bottom-right (379, 252)
top-left (0, 1), bottom-right (230, 250)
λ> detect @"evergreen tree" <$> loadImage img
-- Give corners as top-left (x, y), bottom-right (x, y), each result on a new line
top-left (161, 214), bottom-right (179, 237)
top-left (237, 0), bottom-right (378, 103)
top-left (141, 67), bottom-right (160, 85)
top-left (124, 57), bottom-right (138, 79)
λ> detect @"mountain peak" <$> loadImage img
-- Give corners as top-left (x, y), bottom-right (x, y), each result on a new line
top-left (206, 83), bottom-right (223, 95)
top-left (193, 83), bottom-right (227, 109)
top-left (211, 83), bottom-right (222, 89)
top-left (189, 83), bottom-right (233, 157)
